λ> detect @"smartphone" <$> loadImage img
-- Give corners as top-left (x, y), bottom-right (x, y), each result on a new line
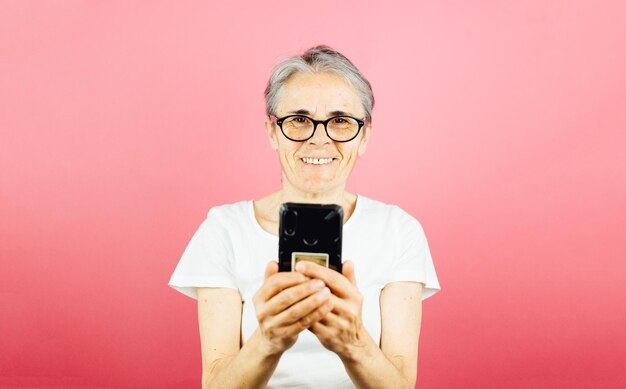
top-left (278, 203), bottom-right (343, 273)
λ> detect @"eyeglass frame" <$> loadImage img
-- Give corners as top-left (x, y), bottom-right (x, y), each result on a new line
top-left (268, 114), bottom-right (368, 143)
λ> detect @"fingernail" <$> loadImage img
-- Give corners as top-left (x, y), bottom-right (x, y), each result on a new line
top-left (320, 287), bottom-right (330, 296)
top-left (313, 280), bottom-right (324, 289)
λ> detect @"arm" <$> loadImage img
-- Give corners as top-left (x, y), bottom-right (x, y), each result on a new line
top-left (198, 287), bottom-right (281, 389)
top-left (298, 261), bottom-right (422, 389)
top-left (340, 281), bottom-right (423, 388)
top-left (199, 262), bottom-right (334, 389)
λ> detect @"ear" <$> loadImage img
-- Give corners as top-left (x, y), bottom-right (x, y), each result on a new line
top-left (357, 121), bottom-right (372, 156)
top-left (265, 117), bottom-right (279, 151)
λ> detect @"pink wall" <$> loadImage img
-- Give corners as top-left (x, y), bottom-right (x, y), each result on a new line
top-left (1, 1), bottom-right (625, 388)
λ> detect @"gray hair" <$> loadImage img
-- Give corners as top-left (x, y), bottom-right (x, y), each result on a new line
top-left (264, 45), bottom-right (374, 121)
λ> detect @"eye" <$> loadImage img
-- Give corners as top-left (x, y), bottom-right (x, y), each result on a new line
top-left (332, 117), bottom-right (347, 123)
top-left (294, 116), bottom-right (308, 123)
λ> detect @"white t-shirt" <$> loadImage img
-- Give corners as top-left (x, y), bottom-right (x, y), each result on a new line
top-left (168, 194), bottom-right (441, 388)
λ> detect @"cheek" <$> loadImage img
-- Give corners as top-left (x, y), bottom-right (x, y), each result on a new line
top-left (338, 145), bottom-right (359, 164)
top-left (277, 143), bottom-right (301, 162)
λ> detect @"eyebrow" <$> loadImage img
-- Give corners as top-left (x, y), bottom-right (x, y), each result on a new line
top-left (288, 109), bottom-right (354, 116)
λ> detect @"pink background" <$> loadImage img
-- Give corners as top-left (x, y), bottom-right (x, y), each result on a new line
top-left (1, 1), bottom-right (625, 388)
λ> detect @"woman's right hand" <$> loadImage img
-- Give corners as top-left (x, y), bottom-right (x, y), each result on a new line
top-left (252, 261), bottom-right (334, 354)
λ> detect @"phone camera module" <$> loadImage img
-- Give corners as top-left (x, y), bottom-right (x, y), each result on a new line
top-left (284, 209), bottom-right (297, 236)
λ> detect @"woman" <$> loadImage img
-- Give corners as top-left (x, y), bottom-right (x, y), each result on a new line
top-left (168, 45), bottom-right (441, 388)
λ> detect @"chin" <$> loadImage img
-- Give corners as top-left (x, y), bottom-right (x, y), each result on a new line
top-left (298, 179), bottom-right (339, 195)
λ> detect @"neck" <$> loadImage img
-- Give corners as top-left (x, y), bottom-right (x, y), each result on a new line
top-left (274, 184), bottom-right (357, 224)
top-left (280, 184), bottom-right (347, 205)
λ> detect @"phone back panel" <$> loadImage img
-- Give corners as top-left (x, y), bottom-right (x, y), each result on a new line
top-left (278, 203), bottom-right (343, 273)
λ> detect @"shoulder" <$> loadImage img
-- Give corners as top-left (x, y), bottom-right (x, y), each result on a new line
top-left (201, 199), bottom-right (252, 231)
top-left (357, 195), bottom-right (424, 232)
top-left (206, 199), bottom-right (250, 218)
top-left (355, 194), bottom-right (395, 219)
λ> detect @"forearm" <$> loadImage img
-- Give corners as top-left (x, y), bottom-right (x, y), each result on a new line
top-left (339, 329), bottom-right (412, 389)
top-left (205, 328), bottom-right (283, 389)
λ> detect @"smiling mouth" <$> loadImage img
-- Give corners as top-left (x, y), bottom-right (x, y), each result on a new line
top-left (301, 157), bottom-right (335, 165)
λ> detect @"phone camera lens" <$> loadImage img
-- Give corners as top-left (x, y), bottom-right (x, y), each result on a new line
top-left (283, 209), bottom-right (297, 236)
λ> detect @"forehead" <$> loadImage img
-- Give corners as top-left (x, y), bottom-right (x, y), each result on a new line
top-left (276, 72), bottom-right (364, 117)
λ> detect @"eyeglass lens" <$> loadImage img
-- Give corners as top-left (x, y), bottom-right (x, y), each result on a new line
top-left (282, 116), bottom-right (359, 141)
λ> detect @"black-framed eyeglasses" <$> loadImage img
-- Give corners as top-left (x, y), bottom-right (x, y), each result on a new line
top-left (269, 114), bottom-right (366, 142)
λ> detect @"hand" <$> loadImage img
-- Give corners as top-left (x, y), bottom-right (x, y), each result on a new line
top-left (252, 261), bottom-right (335, 355)
top-left (295, 260), bottom-right (368, 359)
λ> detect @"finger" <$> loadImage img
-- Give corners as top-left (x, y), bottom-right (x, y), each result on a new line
top-left (341, 260), bottom-right (357, 287)
top-left (326, 294), bottom-right (357, 318)
top-left (264, 260), bottom-right (278, 280)
top-left (317, 310), bottom-right (350, 329)
top-left (299, 296), bottom-right (334, 328)
top-left (308, 317), bottom-right (333, 337)
top-left (258, 271), bottom-right (309, 302)
top-left (295, 261), bottom-right (353, 298)
top-left (271, 301), bottom-right (331, 341)
top-left (264, 279), bottom-right (327, 317)
top-left (267, 286), bottom-right (331, 327)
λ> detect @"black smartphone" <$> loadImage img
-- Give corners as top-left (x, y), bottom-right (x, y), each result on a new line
top-left (278, 203), bottom-right (343, 273)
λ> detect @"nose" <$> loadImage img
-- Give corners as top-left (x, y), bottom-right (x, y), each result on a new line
top-left (308, 122), bottom-right (332, 145)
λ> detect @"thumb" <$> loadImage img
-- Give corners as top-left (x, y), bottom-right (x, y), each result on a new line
top-left (264, 260), bottom-right (279, 280)
top-left (342, 260), bottom-right (357, 286)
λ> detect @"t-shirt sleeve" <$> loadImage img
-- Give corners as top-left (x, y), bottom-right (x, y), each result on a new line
top-left (168, 208), bottom-right (238, 300)
top-left (388, 206), bottom-right (441, 300)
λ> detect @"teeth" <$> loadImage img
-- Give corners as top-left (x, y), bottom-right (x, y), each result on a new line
top-left (302, 157), bottom-right (333, 165)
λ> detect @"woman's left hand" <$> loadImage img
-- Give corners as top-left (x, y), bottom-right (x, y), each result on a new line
top-left (294, 260), bottom-right (369, 359)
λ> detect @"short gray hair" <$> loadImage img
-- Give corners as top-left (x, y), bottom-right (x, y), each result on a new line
top-left (264, 45), bottom-right (374, 121)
